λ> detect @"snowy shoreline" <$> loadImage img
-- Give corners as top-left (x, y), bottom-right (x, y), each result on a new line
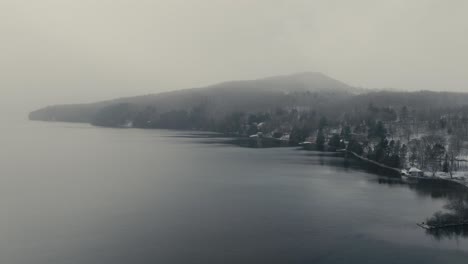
top-left (340, 149), bottom-right (468, 190)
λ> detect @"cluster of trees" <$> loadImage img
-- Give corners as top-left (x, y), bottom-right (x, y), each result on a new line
top-left (341, 118), bottom-right (407, 169)
top-left (28, 73), bottom-right (468, 181)
top-left (87, 94), bottom-right (468, 178)
top-left (328, 134), bottom-right (346, 150)
top-left (407, 133), bottom-right (465, 177)
top-left (367, 120), bottom-right (387, 140)
top-left (366, 138), bottom-right (408, 169)
top-left (336, 102), bottom-right (468, 177)
top-left (427, 197), bottom-right (468, 226)
top-left (408, 135), bottom-right (446, 175)
top-left (366, 103), bottom-right (398, 122)
top-left (95, 104), bottom-right (333, 145)
top-left (91, 103), bottom-right (135, 127)
top-left (93, 103), bottom-right (216, 130)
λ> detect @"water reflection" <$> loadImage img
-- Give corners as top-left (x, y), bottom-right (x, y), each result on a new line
top-left (370, 165), bottom-right (468, 241)
top-left (195, 133), bottom-right (468, 241)
top-left (425, 226), bottom-right (468, 241)
top-left (310, 149), bottom-right (468, 242)
top-left (377, 177), bottom-right (406, 187)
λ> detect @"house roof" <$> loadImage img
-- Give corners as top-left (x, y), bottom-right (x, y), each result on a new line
top-left (408, 167), bottom-right (422, 173)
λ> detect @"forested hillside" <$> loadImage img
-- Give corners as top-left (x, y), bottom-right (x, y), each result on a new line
top-left (29, 72), bottom-right (358, 126)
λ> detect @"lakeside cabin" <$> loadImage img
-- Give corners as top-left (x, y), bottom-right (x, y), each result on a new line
top-left (408, 167), bottom-right (424, 177)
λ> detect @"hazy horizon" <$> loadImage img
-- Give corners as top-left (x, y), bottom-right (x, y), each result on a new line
top-left (1, 0), bottom-right (468, 117)
top-left (4, 2), bottom-right (468, 263)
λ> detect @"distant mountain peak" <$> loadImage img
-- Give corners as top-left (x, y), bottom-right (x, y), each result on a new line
top-left (29, 71), bottom-right (360, 123)
top-left (265, 71), bottom-right (328, 78)
top-left (202, 71), bottom-right (357, 94)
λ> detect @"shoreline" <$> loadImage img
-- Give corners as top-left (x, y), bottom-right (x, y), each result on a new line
top-left (336, 149), bottom-right (468, 190)
top-left (230, 135), bottom-right (468, 191)
top-left (28, 120), bottom-right (468, 191)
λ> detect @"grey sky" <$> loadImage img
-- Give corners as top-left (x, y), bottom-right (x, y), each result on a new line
top-left (1, 0), bottom-right (468, 116)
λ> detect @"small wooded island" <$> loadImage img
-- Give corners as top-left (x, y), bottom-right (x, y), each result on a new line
top-left (30, 72), bottom-right (468, 229)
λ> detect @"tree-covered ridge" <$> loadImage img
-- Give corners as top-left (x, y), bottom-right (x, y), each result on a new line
top-left (29, 73), bottom-right (468, 177)
top-left (29, 72), bottom-right (357, 123)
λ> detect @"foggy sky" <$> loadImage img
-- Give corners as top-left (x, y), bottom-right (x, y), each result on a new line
top-left (1, 0), bottom-right (468, 117)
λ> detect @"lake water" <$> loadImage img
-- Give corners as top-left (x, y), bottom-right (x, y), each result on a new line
top-left (2, 120), bottom-right (468, 263)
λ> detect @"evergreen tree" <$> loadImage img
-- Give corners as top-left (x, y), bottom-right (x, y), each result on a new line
top-left (347, 139), bottom-right (364, 155)
top-left (443, 154), bottom-right (449, 173)
top-left (316, 129), bottom-right (326, 151)
top-left (328, 134), bottom-right (341, 149)
top-left (399, 144), bottom-right (408, 168)
top-left (319, 116), bottom-right (328, 130)
top-left (290, 126), bottom-right (311, 145)
top-left (374, 137), bottom-right (389, 163)
top-left (375, 121), bottom-right (387, 139)
top-left (341, 125), bottom-right (352, 141)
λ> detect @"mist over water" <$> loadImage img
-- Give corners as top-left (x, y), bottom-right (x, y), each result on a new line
top-left (1, 121), bottom-right (468, 264)
top-left (2, 0), bottom-right (468, 262)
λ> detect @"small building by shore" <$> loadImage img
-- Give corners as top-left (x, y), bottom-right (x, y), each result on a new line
top-left (408, 167), bottom-right (424, 177)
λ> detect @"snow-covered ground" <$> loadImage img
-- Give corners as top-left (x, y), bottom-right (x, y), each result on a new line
top-left (423, 171), bottom-right (468, 179)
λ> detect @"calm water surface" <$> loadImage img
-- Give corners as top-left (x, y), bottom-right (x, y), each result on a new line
top-left (1, 121), bottom-right (468, 263)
